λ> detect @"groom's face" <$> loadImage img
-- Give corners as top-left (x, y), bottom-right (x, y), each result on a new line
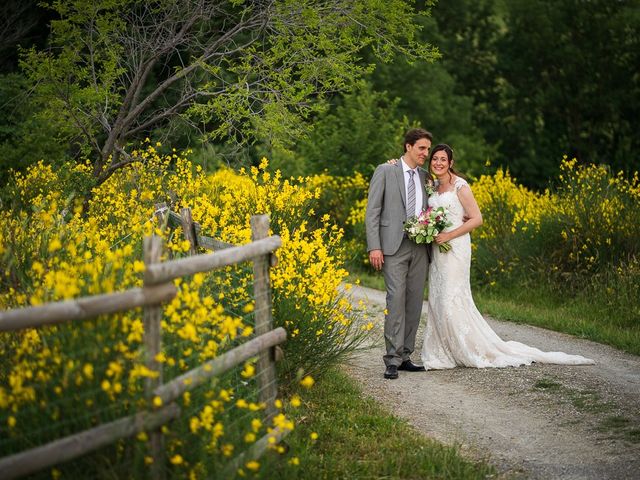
top-left (405, 138), bottom-right (431, 168)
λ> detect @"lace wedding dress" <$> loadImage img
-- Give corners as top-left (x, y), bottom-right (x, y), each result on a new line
top-left (421, 177), bottom-right (595, 369)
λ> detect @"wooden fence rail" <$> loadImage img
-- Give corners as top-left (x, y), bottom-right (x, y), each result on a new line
top-left (143, 236), bottom-right (282, 285)
top-left (0, 283), bottom-right (176, 332)
top-left (0, 212), bottom-right (285, 479)
top-left (0, 405), bottom-right (181, 480)
top-left (154, 327), bottom-right (287, 405)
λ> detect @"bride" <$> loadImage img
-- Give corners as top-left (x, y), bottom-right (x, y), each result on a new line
top-left (421, 144), bottom-right (594, 369)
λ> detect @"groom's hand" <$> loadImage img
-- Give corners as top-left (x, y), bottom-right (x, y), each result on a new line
top-left (369, 249), bottom-right (384, 271)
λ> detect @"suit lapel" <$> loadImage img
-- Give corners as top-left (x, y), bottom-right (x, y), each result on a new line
top-left (395, 163), bottom-right (406, 208)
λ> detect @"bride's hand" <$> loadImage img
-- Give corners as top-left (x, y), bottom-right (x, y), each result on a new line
top-left (387, 158), bottom-right (399, 165)
top-left (435, 232), bottom-right (453, 244)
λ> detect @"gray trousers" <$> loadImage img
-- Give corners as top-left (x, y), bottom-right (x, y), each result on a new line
top-left (382, 237), bottom-right (428, 367)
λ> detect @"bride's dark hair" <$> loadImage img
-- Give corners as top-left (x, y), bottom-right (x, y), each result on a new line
top-left (429, 144), bottom-right (465, 184)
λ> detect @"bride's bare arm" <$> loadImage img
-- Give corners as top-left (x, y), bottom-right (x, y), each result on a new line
top-left (435, 185), bottom-right (482, 244)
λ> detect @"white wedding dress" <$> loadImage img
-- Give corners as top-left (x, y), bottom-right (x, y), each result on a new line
top-left (421, 177), bottom-right (595, 369)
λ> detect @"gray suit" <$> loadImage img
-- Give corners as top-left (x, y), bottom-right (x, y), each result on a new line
top-left (365, 162), bottom-right (430, 367)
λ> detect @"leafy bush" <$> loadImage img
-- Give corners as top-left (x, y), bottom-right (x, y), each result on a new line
top-left (0, 144), bottom-right (370, 477)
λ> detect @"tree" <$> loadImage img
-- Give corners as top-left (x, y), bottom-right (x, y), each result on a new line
top-left (493, 0), bottom-right (640, 187)
top-left (356, 0), bottom-right (494, 177)
top-left (0, 0), bottom-right (49, 71)
top-left (19, 0), bottom-right (439, 188)
top-left (0, 1), bottom-right (59, 190)
top-left (270, 81), bottom-right (409, 178)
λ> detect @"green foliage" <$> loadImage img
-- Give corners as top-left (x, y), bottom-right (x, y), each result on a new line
top-left (4, 0), bottom-right (640, 192)
top-left (0, 73), bottom-right (73, 195)
top-left (361, 0), bottom-right (640, 189)
top-left (357, 6), bottom-right (493, 177)
top-left (0, 149), bottom-right (372, 477)
top-left (270, 82), bottom-right (409, 178)
top-left (487, 0), bottom-right (640, 187)
top-left (469, 159), bottom-right (640, 350)
top-left (305, 172), bottom-right (371, 270)
top-left (15, 0), bottom-right (439, 185)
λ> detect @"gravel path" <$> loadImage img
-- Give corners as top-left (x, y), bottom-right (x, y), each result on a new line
top-left (343, 285), bottom-right (640, 479)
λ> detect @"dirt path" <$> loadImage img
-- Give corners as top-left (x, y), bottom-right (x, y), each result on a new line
top-left (343, 285), bottom-right (640, 479)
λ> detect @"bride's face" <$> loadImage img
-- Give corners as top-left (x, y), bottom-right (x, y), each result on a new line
top-left (430, 151), bottom-right (451, 176)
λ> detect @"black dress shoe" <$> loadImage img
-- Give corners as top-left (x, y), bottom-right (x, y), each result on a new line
top-left (383, 365), bottom-right (398, 379)
top-left (398, 360), bottom-right (426, 372)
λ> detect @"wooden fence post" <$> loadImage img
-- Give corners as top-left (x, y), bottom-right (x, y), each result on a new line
top-left (180, 207), bottom-right (197, 256)
top-left (251, 215), bottom-right (278, 423)
top-left (154, 202), bottom-right (169, 229)
top-left (143, 235), bottom-right (165, 480)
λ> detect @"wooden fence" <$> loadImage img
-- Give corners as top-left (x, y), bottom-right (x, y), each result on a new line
top-left (0, 211), bottom-right (285, 479)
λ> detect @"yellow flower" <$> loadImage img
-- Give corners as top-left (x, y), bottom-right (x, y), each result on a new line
top-left (82, 363), bottom-right (94, 379)
top-left (310, 432), bottom-right (319, 440)
top-left (242, 303), bottom-right (254, 313)
top-left (48, 238), bottom-right (62, 252)
top-left (300, 375), bottom-right (315, 389)
top-left (240, 363), bottom-right (255, 378)
top-left (245, 460), bottom-right (260, 472)
top-left (362, 322), bottom-right (374, 331)
top-left (221, 444), bottom-right (234, 457)
top-left (170, 454), bottom-right (184, 465)
top-left (251, 418), bottom-right (262, 432)
top-left (290, 395), bottom-right (301, 408)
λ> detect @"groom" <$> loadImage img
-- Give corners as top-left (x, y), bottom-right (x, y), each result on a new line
top-left (365, 128), bottom-right (432, 379)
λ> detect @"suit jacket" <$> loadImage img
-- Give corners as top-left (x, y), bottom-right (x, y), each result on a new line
top-left (365, 162), bottom-right (430, 256)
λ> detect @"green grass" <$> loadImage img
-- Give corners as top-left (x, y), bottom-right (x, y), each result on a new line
top-left (474, 285), bottom-right (640, 356)
top-left (259, 369), bottom-right (495, 479)
top-left (348, 270), bottom-right (640, 356)
top-left (598, 416), bottom-right (640, 444)
top-left (533, 377), bottom-right (612, 414)
top-left (533, 378), bottom-right (562, 391)
top-left (532, 377), bottom-right (640, 443)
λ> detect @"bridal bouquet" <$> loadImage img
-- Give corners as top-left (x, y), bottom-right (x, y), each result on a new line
top-left (404, 206), bottom-right (452, 252)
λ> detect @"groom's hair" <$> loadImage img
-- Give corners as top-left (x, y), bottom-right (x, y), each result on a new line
top-left (403, 128), bottom-right (433, 152)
